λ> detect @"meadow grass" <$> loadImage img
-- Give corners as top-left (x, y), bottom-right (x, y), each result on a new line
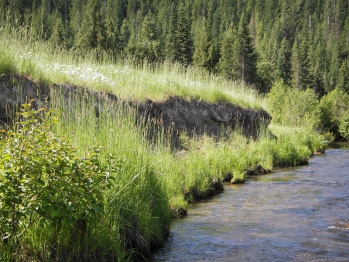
top-left (0, 24), bottom-right (264, 109)
top-left (0, 23), bottom-right (325, 260)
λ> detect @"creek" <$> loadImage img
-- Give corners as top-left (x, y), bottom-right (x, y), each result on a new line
top-left (149, 145), bottom-right (349, 261)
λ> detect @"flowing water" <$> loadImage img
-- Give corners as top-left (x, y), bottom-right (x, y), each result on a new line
top-left (149, 147), bottom-right (349, 261)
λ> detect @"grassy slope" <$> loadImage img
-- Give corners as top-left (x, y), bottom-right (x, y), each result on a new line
top-left (0, 25), bottom-right (325, 260)
top-left (0, 25), bottom-right (264, 109)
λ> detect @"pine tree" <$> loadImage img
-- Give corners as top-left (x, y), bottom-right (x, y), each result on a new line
top-left (165, 2), bottom-right (178, 62)
top-left (298, 33), bottom-right (313, 89)
top-left (339, 16), bottom-right (349, 60)
top-left (233, 13), bottom-right (258, 85)
top-left (310, 28), bottom-right (327, 96)
top-left (119, 18), bottom-right (130, 52)
top-left (336, 60), bottom-right (349, 93)
top-left (49, 10), bottom-right (67, 48)
top-left (291, 32), bottom-right (312, 90)
top-left (276, 37), bottom-right (292, 84)
top-left (70, 0), bottom-right (85, 40)
top-left (327, 31), bottom-right (341, 91)
top-left (176, 3), bottom-right (192, 65)
top-left (280, 0), bottom-right (293, 42)
top-left (219, 24), bottom-right (235, 78)
top-left (31, 0), bottom-right (49, 39)
top-left (135, 12), bottom-right (159, 62)
top-left (193, 18), bottom-right (213, 71)
top-left (104, 15), bottom-right (117, 52)
top-left (207, 0), bottom-right (221, 71)
top-left (75, 0), bottom-right (106, 51)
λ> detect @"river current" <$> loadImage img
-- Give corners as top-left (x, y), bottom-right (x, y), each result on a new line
top-left (150, 147), bottom-right (349, 261)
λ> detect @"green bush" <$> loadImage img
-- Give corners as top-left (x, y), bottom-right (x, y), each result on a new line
top-left (0, 103), bottom-right (109, 250)
top-left (266, 80), bottom-right (319, 128)
top-left (317, 88), bottom-right (349, 140)
top-left (339, 109), bottom-right (349, 140)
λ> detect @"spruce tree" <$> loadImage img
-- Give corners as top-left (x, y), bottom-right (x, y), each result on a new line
top-left (337, 60), bottom-right (349, 93)
top-left (49, 10), bottom-right (67, 48)
top-left (339, 16), bottom-right (349, 60)
top-left (193, 18), bottom-right (213, 71)
top-left (298, 33), bottom-right (313, 89)
top-left (233, 13), bottom-right (258, 85)
top-left (119, 18), bottom-right (130, 52)
top-left (280, 0), bottom-right (293, 42)
top-left (31, 0), bottom-right (49, 39)
top-left (75, 0), bottom-right (106, 51)
top-left (310, 29), bottom-right (327, 96)
top-left (327, 32), bottom-right (341, 91)
top-left (165, 2), bottom-right (178, 62)
top-left (291, 32), bottom-right (312, 90)
top-left (176, 3), bottom-right (192, 65)
top-left (219, 24), bottom-right (235, 78)
top-left (70, 0), bottom-right (85, 41)
top-left (104, 15), bottom-right (117, 52)
top-left (276, 37), bottom-right (292, 84)
top-left (135, 12), bottom-right (159, 62)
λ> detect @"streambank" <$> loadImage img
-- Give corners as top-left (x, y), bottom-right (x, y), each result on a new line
top-left (0, 74), bottom-right (325, 259)
top-left (0, 73), bottom-right (272, 189)
top-left (0, 74), bottom-right (274, 207)
top-left (0, 74), bottom-right (319, 195)
top-left (150, 149), bottom-right (349, 262)
top-left (0, 75), bottom-right (271, 139)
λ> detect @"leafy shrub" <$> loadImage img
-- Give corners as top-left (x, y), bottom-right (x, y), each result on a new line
top-left (339, 109), bottom-right (349, 140)
top-left (266, 80), bottom-right (319, 128)
top-left (317, 88), bottom-right (349, 140)
top-left (0, 103), bottom-right (109, 244)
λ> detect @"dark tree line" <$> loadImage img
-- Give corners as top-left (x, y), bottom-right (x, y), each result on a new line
top-left (1, 0), bottom-right (349, 94)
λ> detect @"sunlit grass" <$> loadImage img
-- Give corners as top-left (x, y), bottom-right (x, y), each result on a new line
top-left (0, 23), bottom-right (325, 260)
top-left (0, 25), bottom-right (264, 109)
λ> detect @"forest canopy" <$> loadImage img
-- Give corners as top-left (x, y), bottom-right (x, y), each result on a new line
top-left (1, 0), bottom-right (349, 94)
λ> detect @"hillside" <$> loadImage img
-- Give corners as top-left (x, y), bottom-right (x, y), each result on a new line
top-left (1, 0), bottom-right (348, 94)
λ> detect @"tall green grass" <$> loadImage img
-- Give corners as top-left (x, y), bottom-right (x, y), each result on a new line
top-left (0, 24), bottom-right (264, 109)
top-left (0, 22), bottom-right (326, 260)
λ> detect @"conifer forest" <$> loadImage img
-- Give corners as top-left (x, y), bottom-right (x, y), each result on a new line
top-left (1, 0), bottom-right (349, 94)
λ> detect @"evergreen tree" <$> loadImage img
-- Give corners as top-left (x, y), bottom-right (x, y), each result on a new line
top-left (276, 37), bottom-right (292, 84)
top-left (339, 16), bottom-right (349, 60)
top-left (49, 10), bottom-right (67, 48)
top-left (327, 31), bottom-right (341, 91)
top-left (310, 28), bottom-right (327, 96)
top-left (104, 14), bottom-right (117, 52)
top-left (176, 3), bottom-right (192, 65)
top-left (135, 12), bottom-right (159, 62)
top-left (193, 18), bottom-right (213, 71)
top-left (70, 0), bottom-right (85, 40)
top-left (126, 9), bottom-right (142, 57)
top-left (31, 0), bottom-right (49, 39)
top-left (106, 0), bottom-right (127, 30)
top-left (119, 18), bottom-right (131, 52)
top-left (280, 0), bottom-right (293, 42)
top-left (336, 60), bottom-right (349, 93)
top-left (75, 0), bottom-right (106, 51)
top-left (219, 24), bottom-right (235, 78)
top-left (165, 2), bottom-right (179, 62)
top-left (291, 32), bottom-right (312, 90)
top-left (233, 13), bottom-right (258, 85)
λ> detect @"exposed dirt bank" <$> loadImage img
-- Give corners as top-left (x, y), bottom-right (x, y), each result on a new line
top-left (0, 75), bottom-right (271, 142)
